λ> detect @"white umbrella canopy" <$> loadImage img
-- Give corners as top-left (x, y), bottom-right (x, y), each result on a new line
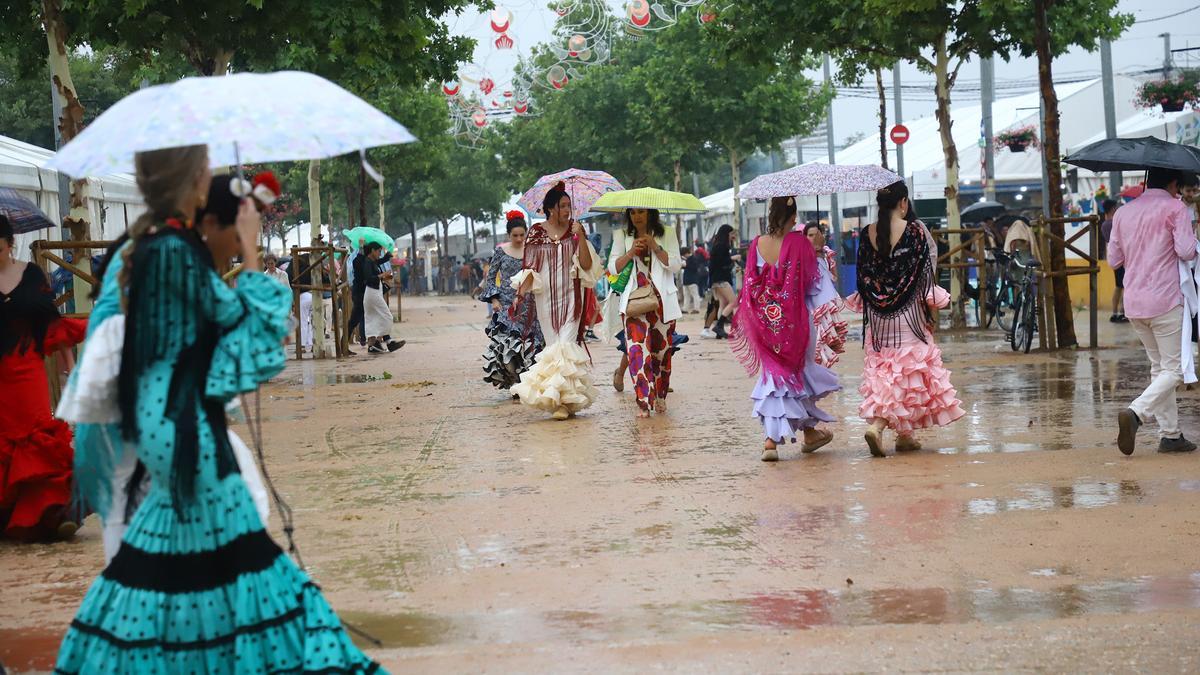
top-left (46, 71), bottom-right (416, 178)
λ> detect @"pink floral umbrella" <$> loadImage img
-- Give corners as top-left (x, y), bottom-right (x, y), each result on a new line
top-left (517, 168), bottom-right (624, 220)
top-left (739, 164), bottom-right (902, 200)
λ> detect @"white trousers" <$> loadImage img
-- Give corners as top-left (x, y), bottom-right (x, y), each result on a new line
top-left (1129, 306), bottom-right (1184, 439)
top-left (299, 291), bottom-right (313, 348)
top-left (681, 284), bottom-right (703, 313)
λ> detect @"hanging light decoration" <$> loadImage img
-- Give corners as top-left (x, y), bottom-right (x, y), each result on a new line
top-left (495, 33), bottom-right (514, 49)
top-left (490, 8), bottom-right (512, 33)
top-left (547, 64), bottom-right (568, 89)
top-left (628, 0), bottom-right (652, 27)
top-left (479, 78), bottom-right (495, 95)
top-left (442, 81), bottom-right (460, 97)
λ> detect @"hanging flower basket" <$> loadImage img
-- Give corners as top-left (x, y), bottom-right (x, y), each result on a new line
top-left (995, 124), bottom-right (1039, 153)
top-left (420, 233), bottom-right (436, 244)
top-left (475, 229), bottom-right (492, 240)
top-left (1134, 71), bottom-right (1200, 113)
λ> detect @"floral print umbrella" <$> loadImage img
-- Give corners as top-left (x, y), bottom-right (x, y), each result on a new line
top-left (739, 163), bottom-right (903, 200)
top-left (44, 71), bottom-right (416, 178)
top-left (517, 168), bottom-right (624, 220)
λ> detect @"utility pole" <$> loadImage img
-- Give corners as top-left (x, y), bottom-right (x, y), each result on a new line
top-left (824, 55), bottom-right (841, 251)
top-left (1100, 38), bottom-right (1122, 196)
top-left (1161, 33), bottom-right (1173, 78)
top-left (893, 63), bottom-right (905, 185)
top-left (981, 57), bottom-right (996, 201)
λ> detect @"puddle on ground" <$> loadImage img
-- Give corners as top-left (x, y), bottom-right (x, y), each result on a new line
top-left (340, 572), bottom-right (1200, 649)
top-left (964, 479), bottom-right (1147, 515)
top-left (282, 373), bottom-right (387, 386)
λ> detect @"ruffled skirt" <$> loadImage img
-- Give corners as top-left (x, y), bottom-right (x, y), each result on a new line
top-left (0, 417), bottom-right (75, 541)
top-left (859, 340), bottom-right (965, 435)
top-left (753, 368), bottom-right (839, 443)
top-left (363, 285), bottom-right (393, 339)
top-left (811, 299), bottom-right (849, 368)
top-left (510, 340), bottom-right (598, 414)
top-left (55, 476), bottom-right (382, 673)
top-left (483, 314), bottom-right (543, 390)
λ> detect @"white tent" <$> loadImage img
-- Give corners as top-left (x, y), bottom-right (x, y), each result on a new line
top-left (0, 134), bottom-right (145, 261)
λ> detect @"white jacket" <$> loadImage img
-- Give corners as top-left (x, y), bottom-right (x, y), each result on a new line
top-left (606, 225), bottom-right (684, 328)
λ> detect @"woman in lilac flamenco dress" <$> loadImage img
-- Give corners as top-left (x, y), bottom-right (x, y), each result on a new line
top-left (730, 196), bottom-right (840, 462)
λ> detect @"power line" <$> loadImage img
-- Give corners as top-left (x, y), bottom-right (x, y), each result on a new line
top-left (1134, 3), bottom-right (1200, 23)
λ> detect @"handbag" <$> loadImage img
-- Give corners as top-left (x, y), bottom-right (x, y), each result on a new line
top-left (625, 282), bottom-right (658, 317)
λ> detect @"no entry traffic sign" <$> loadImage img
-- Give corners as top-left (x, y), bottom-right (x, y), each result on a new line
top-left (890, 124), bottom-right (910, 145)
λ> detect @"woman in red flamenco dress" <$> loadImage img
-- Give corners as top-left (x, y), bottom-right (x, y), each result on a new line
top-left (0, 215), bottom-right (86, 541)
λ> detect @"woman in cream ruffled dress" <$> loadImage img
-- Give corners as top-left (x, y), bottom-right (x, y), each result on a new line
top-left (510, 182), bottom-right (602, 420)
top-left (846, 180), bottom-right (965, 457)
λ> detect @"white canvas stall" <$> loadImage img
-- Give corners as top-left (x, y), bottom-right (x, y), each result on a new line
top-left (0, 134), bottom-right (145, 262)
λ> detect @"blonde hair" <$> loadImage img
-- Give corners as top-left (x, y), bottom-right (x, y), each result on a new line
top-left (119, 145), bottom-right (209, 305)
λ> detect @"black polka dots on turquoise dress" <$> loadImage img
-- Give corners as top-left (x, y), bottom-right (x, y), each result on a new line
top-left (56, 229), bottom-right (384, 673)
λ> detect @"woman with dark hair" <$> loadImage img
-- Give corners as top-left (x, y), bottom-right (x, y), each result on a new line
top-left (804, 221), bottom-right (849, 368)
top-left (847, 180), bottom-right (964, 457)
top-left (511, 181), bottom-right (602, 420)
top-left (606, 208), bottom-right (682, 417)
top-left (731, 198), bottom-right (838, 461)
top-left (360, 242), bottom-right (403, 354)
top-left (701, 223), bottom-right (739, 339)
top-left (0, 214), bottom-right (86, 540)
top-left (57, 147), bottom-right (383, 673)
top-left (480, 210), bottom-right (544, 390)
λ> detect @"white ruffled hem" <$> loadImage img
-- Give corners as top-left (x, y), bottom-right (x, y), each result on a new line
top-left (510, 269), bottom-right (545, 295)
top-left (510, 340), bottom-right (598, 414)
top-left (57, 315), bottom-right (124, 424)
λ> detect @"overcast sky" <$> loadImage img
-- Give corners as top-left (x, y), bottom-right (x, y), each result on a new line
top-left (447, 0), bottom-right (1200, 144)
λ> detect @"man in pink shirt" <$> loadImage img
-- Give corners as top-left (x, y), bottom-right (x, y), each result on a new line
top-left (1109, 168), bottom-right (1199, 455)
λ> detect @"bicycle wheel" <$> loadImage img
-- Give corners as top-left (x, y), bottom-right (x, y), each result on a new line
top-left (995, 284), bottom-right (1015, 333)
top-left (1011, 288), bottom-right (1036, 353)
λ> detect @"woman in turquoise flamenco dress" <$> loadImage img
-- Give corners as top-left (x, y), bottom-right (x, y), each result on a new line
top-left (56, 145), bottom-right (383, 674)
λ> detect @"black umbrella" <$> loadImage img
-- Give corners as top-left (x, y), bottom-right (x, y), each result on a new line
top-left (0, 188), bottom-right (57, 234)
top-left (1063, 136), bottom-right (1200, 173)
top-left (960, 200), bottom-right (1006, 222)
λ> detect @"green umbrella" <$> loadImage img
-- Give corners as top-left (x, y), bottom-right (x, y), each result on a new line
top-left (590, 187), bottom-right (708, 214)
top-left (344, 226), bottom-right (395, 252)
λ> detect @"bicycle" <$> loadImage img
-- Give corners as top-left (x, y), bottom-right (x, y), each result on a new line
top-left (1009, 254), bottom-right (1042, 353)
top-left (963, 248), bottom-right (1018, 332)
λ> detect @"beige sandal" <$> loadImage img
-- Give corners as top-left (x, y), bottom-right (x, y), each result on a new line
top-left (865, 421), bottom-right (887, 457)
top-left (801, 429), bottom-right (833, 454)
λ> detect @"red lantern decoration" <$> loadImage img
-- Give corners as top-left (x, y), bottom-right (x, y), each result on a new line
top-left (442, 81), bottom-right (460, 97)
top-left (700, 12), bottom-right (716, 23)
top-left (547, 65), bottom-right (567, 89)
top-left (490, 8), bottom-right (512, 33)
top-left (514, 100), bottom-right (529, 115)
top-left (495, 33), bottom-right (514, 50)
top-left (629, 0), bottom-right (651, 27)
top-left (472, 109), bottom-right (488, 127)
top-left (479, 78), bottom-right (495, 95)
top-left (568, 34), bottom-right (587, 57)
top-left (503, 90), bottom-right (513, 98)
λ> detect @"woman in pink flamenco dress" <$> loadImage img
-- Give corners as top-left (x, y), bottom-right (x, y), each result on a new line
top-left (846, 181), bottom-right (965, 457)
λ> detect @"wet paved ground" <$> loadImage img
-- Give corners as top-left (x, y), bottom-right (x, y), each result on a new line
top-left (3, 296), bottom-right (1200, 672)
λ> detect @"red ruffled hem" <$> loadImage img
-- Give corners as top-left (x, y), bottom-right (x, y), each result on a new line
top-left (0, 417), bottom-right (75, 540)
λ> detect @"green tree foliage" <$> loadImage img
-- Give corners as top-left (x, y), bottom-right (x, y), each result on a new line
top-left (0, 46), bottom-right (136, 149)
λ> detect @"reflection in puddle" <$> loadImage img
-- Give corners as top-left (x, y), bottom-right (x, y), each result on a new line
top-left (343, 573), bottom-right (1200, 649)
top-left (965, 480), bottom-right (1146, 515)
top-left (284, 373), bottom-right (384, 386)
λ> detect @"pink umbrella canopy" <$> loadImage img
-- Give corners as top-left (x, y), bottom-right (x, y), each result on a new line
top-left (739, 164), bottom-right (902, 200)
top-left (517, 168), bottom-right (624, 219)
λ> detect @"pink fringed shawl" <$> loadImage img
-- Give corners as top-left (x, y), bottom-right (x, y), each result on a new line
top-left (729, 231), bottom-right (820, 384)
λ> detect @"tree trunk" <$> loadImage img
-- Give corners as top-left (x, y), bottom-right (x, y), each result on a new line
top-left (673, 159), bottom-right (684, 233)
top-left (42, 0), bottom-right (94, 311)
top-left (1035, 0), bottom-right (1077, 348)
top-left (876, 66), bottom-right (889, 170)
top-left (730, 148), bottom-right (743, 240)
top-left (933, 34), bottom-right (964, 326)
top-left (438, 218), bottom-right (452, 294)
top-left (307, 160), bottom-right (327, 358)
top-left (378, 180), bottom-right (386, 232)
top-left (358, 162), bottom-right (368, 228)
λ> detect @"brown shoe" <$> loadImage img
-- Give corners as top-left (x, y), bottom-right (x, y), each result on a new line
top-left (1117, 408), bottom-right (1141, 456)
top-left (612, 366), bottom-right (624, 392)
top-left (865, 422), bottom-right (886, 457)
